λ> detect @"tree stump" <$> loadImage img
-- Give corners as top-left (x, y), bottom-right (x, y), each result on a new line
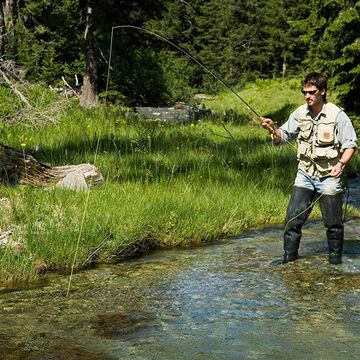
top-left (0, 143), bottom-right (103, 189)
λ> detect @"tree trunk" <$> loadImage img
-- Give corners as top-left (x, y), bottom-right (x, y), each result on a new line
top-left (282, 53), bottom-right (287, 78)
top-left (80, 1), bottom-right (98, 108)
top-left (2, 0), bottom-right (17, 58)
top-left (0, 143), bottom-right (103, 188)
top-left (3, 0), bottom-right (16, 29)
top-left (0, 2), bottom-right (5, 57)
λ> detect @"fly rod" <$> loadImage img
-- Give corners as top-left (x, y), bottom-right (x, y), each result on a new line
top-left (106, 25), bottom-right (262, 119)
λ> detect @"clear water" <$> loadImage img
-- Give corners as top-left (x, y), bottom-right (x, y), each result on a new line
top-left (1, 213), bottom-right (360, 359)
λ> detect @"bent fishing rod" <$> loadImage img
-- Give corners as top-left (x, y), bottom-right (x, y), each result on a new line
top-left (107, 26), bottom-right (341, 174)
top-left (105, 25), bottom-right (322, 166)
top-left (105, 25), bottom-right (262, 120)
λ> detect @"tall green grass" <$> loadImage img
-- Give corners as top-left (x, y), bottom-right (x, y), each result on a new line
top-left (0, 78), bottom-right (358, 285)
top-left (203, 77), bottom-right (343, 126)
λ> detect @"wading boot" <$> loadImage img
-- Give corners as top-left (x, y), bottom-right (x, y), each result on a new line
top-left (283, 186), bottom-right (315, 263)
top-left (319, 192), bottom-right (344, 265)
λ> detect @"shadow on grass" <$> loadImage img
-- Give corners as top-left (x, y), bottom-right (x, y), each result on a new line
top-left (264, 102), bottom-right (298, 127)
top-left (26, 123), bottom-right (297, 193)
top-left (34, 129), bottom-right (270, 161)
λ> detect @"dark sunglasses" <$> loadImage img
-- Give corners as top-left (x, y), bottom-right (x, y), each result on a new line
top-left (301, 89), bottom-right (319, 95)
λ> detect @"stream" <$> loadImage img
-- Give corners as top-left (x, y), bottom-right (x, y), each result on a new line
top-left (1, 178), bottom-right (360, 359)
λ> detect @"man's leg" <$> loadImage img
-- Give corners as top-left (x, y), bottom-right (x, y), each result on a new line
top-left (283, 186), bottom-right (315, 263)
top-left (319, 192), bottom-right (344, 264)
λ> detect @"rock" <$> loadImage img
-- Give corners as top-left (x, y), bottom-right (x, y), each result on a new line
top-left (0, 228), bottom-right (24, 252)
top-left (193, 93), bottom-right (215, 100)
top-left (56, 169), bottom-right (88, 191)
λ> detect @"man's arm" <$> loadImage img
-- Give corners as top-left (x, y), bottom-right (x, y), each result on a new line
top-left (331, 111), bottom-right (358, 178)
top-left (261, 109), bottom-right (300, 144)
top-left (331, 147), bottom-right (357, 178)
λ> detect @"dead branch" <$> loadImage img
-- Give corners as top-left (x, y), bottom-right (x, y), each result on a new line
top-left (61, 76), bottom-right (81, 99)
top-left (0, 68), bottom-right (31, 106)
top-left (0, 143), bottom-right (103, 189)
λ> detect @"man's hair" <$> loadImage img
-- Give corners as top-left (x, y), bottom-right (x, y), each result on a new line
top-left (302, 72), bottom-right (327, 101)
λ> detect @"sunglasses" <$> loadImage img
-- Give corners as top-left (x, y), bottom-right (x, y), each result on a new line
top-left (301, 89), bottom-right (319, 95)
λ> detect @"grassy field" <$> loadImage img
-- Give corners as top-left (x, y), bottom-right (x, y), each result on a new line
top-left (0, 78), bottom-right (358, 285)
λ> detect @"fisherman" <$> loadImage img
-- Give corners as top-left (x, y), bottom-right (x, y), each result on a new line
top-left (261, 72), bottom-right (357, 264)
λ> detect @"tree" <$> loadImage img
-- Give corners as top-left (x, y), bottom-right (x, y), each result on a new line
top-left (12, 0), bottom-right (83, 83)
top-left (158, 0), bottom-right (307, 89)
top-left (80, 0), bottom-right (98, 108)
top-left (0, 0), bottom-right (323, 106)
top-left (0, 0), bottom-right (18, 59)
top-left (259, 0), bottom-right (308, 78)
top-left (299, 0), bottom-right (360, 113)
top-left (0, 1), bottom-right (5, 57)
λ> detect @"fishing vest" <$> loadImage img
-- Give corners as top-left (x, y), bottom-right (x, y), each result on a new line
top-left (297, 102), bottom-right (342, 177)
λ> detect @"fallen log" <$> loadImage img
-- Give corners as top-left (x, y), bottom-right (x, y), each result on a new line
top-left (0, 143), bottom-right (103, 190)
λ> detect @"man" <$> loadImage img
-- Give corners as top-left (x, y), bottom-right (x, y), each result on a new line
top-left (261, 72), bottom-right (357, 264)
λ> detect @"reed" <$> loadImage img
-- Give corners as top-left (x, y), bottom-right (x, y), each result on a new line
top-left (0, 79), bottom-right (358, 285)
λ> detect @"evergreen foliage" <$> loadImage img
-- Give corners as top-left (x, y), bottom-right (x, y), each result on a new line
top-left (0, 0), bottom-right (358, 111)
top-left (296, 0), bottom-right (360, 113)
top-left (14, 0), bottom-right (84, 83)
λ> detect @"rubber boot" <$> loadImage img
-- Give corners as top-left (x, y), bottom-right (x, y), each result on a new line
top-left (283, 186), bottom-right (315, 263)
top-left (319, 192), bottom-right (344, 265)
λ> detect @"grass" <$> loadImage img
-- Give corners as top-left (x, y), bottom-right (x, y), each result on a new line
top-left (203, 77), bottom-right (343, 126)
top-left (0, 78), bottom-right (359, 286)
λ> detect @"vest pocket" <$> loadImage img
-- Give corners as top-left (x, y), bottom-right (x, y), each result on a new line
top-left (299, 119), bottom-right (313, 139)
top-left (297, 141), bottom-right (311, 157)
top-left (313, 147), bottom-right (338, 159)
top-left (317, 123), bottom-right (334, 144)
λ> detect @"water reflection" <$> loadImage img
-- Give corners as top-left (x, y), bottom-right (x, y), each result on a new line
top-left (1, 217), bottom-right (360, 358)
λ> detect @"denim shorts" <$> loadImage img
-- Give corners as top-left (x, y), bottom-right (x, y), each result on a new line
top-left (293, 169), bottom-right (343, 195)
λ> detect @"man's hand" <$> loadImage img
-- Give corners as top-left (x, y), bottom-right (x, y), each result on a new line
top-left (331, 162), bottom-right (344, 178)
top-left (331, 149), bottom-right (356, 178)
top-left (261, 117), bottom-right (275, 133)
top-left (261, 117), bottom-right (281, 143)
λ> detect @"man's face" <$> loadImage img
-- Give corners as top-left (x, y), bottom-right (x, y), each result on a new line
top-left (302, 84), bottom-right (325, 108)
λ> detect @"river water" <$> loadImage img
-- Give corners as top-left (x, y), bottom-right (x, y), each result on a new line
top-left (2, 179), bottom-right (360, 359)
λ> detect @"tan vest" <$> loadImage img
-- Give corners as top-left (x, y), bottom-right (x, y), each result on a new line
top-left (297, 102), bottom-right (342, 177)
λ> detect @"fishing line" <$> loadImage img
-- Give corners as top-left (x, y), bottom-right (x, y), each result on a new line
top-left (105, 25), bottom-right (262, 119)
top-left (284, 186), bottom-right (350, 239)
top-left (284, 193), bottom-right (324, 231)
top-left (106, 25), bottom-right (301, 183)
top-left (342, 186), bottom-right (350, 222)
top-left (105, 25), bottom-right (321, 167)
top-left (66, 180), bottom-right (91, 296)
top-left (105, 25), bottom-right (345, 237)
top-left (66, 130), bottom-right (102, 297)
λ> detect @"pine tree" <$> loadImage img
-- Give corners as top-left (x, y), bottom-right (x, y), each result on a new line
top-left (300, 0), bottom-right (360, 112)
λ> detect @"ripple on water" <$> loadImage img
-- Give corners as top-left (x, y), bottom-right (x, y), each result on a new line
top-left (2, 219), bottom-right (360, 359)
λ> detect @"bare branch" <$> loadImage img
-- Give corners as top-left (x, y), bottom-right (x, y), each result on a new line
top-left (61, 76), bottom-right (81, 98)
top-left (0, 67), bottom-right (31, 107)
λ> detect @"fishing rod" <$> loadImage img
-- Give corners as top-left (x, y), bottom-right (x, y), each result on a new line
top-left (107, 26), bottom-right (346, 179)
top-left (105, 25), bottom-right (325, 167)
top-left (105, 25), bottom-right (262, 119)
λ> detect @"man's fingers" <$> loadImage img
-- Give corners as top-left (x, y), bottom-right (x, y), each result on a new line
top-left (261, 118), bottom-right (273, 129)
